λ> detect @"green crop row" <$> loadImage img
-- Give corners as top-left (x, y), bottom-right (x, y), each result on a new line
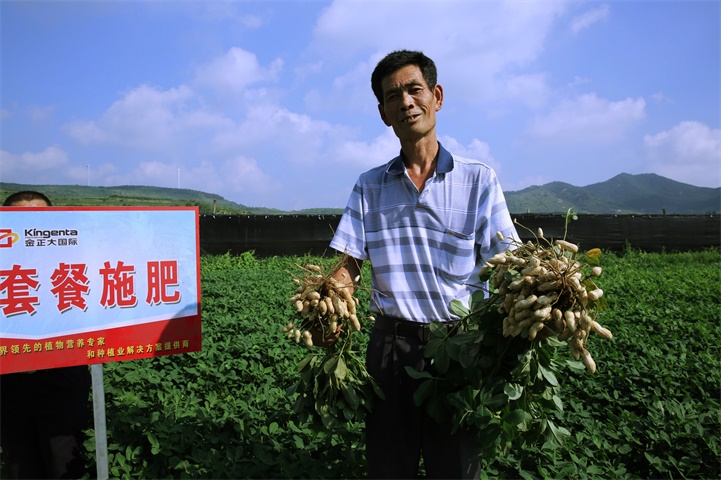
top-left (4, 248), bottom-right (718, 479)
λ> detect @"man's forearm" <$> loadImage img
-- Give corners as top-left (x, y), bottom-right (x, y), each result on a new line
top-left (332, 256), bottom-right (363, 294)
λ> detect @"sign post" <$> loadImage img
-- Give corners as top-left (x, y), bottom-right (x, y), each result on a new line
top-left (91, 363), bottom-right (108, 480)
top-left (1, 206), bottom-right (202, 476)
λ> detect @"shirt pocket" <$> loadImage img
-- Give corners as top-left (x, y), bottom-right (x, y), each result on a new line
top-left (438, 229), bottom-right (475, 280)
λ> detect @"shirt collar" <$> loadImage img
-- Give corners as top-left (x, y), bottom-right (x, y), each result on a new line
top-left (386, 142), bottom-right (454, 176)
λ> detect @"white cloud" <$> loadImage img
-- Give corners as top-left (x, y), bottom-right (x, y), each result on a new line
top-left (331, 128), bottom-right (399, 170)
top-left (650, 92), bottom-right (673, 104)
top-left (57, 69), bottom-right (367, 207)
top-left (64, 84), bottom-right (232, 151)
top-left (194, 47), bottom-right (283, 93)
top-left (503, 73), bottom-right (551, 109)
top-left (643, 121), bottom-right (721, 187)
top-left (570, 4), bottom-right (610, 34)
top-left (212, 103), bottom-right (357, 167)
top-left (313, 1), bottom-right (565, 63)
top-left (439, 136), bottom-right (500, 172)
top-left (530, 93), bottom-right (646, 142)
top-left (64, 84), bottom-right (195, 148)
top-left (221, 155), bottom-right (279, 196)
top-left (294, 61), bottom-right (325, 83)
top-left (63, 120), bottom-right (110, 145)
top-left (57, 74), bottom-right (369, 206)
top-left (436, 135), bottom-right (543, 194)
top-left (197, 4), bottom-right (264, 29)
top-left (312, 1), bottom-right (566, 107)
top-left (123, 157), bottom-right (278, 196)
top-left (303, 57), bottom-right (379, 115)
top-left (28, 105), bottom-right (56, 122)
top-left (567, 76), bottom-right (591, 88)
top-left (0, 146), bottom-right (69, 183)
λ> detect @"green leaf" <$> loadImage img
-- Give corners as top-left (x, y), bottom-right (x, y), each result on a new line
top-left (485, 393), bottom-right (508, 410)
top-left (413, 379), bottom-right (436, 406)
top-left (297, 353), bottom-right (315, 372)
top-left (565, 359), bottom-right (585, 371)
top-left (285, 381), bottom-right (300, 396)
top-left (539, 364), bottom-right (559, 387)
top-left (478, 270), bottom-right (492, 282)
top-left (147, 432), bottom-right (160, 455)
top-left (519, 471), bottom-right (537, 480)
top-left (334, 356), bottom-right (347, 381)
top-left (341, 383), bottom-right (360, 410)
top-left (323, 355), bottom-right (339, 374)
top-left (478, 424), bottom-right (502, 458)
top-left (503, 409), bottom-right (529, 427)
top-left (424, 337), bottom-right (443, 358)
top-left (587, 465), bottom-right (604, 475)
top-left (546, 419), bottom-right (571, 446)
top-left (504, 383), bottom-right (523, 401)
top-left (434, 348), bottom-right (450, 374)
top-left (405, 366), bottom-right (433, 380)
top-left (430, 321), bottom-right (450, 338)
top-left (444, 337), bottom-right (461, 362)
top-left (449, 299), bottom-right (469, 317)
top-left (469, 290), bottom-right (490, 311)
top-left (552, 394), bottom-right (563, 412)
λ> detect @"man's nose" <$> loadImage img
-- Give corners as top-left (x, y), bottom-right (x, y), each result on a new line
top-left (401, 92), bottom-right (414, 109)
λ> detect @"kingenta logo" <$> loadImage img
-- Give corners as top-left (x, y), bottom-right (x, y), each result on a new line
top-left (0, 229), bottom-right (20, 248)
top-left (24, 228), bottom-right (79, 239)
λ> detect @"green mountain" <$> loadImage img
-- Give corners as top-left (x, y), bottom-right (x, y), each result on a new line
top-left (0, 183), bottom-right (343, 215)
top-left (505, 173), bottom-right (720, 214)
top-left (2, 173), bottom-right (719, 214)
top-left (0, 183), bottom-right (252, 214)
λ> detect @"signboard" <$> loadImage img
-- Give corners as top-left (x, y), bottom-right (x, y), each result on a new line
top-left (0, 207), bottom-right (201, 374)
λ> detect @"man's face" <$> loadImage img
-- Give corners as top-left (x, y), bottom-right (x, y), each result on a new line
top-left (10, 199), bottom-right (48, 207)
top-left (378, 64), bottom-right (443, 143)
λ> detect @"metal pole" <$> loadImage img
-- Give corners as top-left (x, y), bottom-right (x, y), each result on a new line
top-left (91, 364), bottom-right (109, 480)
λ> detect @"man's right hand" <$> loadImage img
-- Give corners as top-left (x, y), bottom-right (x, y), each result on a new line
top-left (310, 324), bottom-right (342, 348)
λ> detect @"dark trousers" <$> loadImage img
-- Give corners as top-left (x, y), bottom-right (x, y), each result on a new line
top-left (365, 324), bottom-right (482, 479)
top-left (0, 366), bottom-right (91, 479)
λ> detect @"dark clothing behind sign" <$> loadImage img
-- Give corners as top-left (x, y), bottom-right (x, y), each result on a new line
top-left (0, 366), bottom-right (91, 479)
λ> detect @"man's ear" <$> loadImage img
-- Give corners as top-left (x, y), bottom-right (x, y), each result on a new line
top-left (378, 103), bottom-right (392, 127)
top-left (434, 84), bottom-right (444, 111)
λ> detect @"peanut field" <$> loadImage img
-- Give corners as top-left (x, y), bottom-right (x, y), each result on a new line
top-left (7, 247), bottom-right (718, 479)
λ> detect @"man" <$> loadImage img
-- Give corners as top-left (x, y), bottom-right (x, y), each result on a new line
top-left (328, 50), bottom-right (518, 479)
top-left (0, 191), bottom-right (92, 479)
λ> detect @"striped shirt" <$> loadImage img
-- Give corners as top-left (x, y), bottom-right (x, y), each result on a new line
top-left (330, 143), bottom-right (518, 322)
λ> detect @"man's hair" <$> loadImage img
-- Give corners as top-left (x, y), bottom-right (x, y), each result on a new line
top-left (3, 191), bottom-right (52, 206)
top-left (371, 50), bottom-right (438, 105)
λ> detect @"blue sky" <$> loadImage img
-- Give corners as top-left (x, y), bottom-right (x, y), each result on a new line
top-left (1, 1), bottom-right (719, 210)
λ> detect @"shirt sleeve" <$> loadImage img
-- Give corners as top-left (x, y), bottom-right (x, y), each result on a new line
top-left (329, 178), bottom-right (369, 261)
top-left (478, 168), bottom-right (519, 264)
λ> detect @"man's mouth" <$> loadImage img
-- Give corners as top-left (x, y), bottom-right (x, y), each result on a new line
top-left (402, 114), bottom-right (419, 123)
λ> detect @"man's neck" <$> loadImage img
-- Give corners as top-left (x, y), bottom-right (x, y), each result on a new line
top-left (401, 137), bottom-right (439, 191)
top-left (401, 137), bottom-right (439, 174)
